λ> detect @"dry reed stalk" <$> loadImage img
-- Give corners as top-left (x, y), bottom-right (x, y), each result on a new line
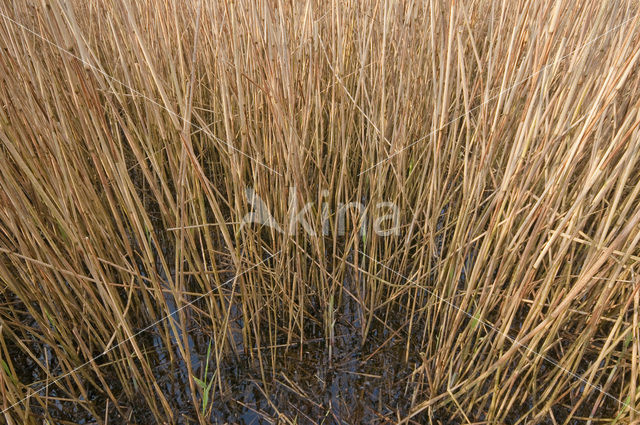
top-left (0, 0), bottom-right (639, 423)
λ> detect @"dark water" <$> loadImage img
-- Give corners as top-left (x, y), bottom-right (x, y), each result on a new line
top-left (4, 273), bottom-right (428, 424)
top-left (3, 244), bottom-right (625, 424)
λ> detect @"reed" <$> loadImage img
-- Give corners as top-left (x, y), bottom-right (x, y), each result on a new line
top-left (1, 0), bottom-right (640, 423)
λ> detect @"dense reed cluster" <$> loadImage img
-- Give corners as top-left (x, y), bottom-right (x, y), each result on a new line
top-left (2, 0), bottom-right (640, 423)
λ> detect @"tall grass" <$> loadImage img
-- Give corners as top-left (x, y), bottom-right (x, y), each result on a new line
top-left (1, 0), bottom-right (640, 423)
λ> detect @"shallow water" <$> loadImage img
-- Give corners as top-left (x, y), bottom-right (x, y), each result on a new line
top-left (4, 251), bottom-right (624, 424)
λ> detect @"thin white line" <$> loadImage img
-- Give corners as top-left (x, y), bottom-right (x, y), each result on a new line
top-left (0, 251), bottom-right (280, 414)
top-left (358, 12), bottom-right (639, 176)
top-left (0, 11), bottom-right (282, 176)
top-left (356, 249), bottom-right (638, 416)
